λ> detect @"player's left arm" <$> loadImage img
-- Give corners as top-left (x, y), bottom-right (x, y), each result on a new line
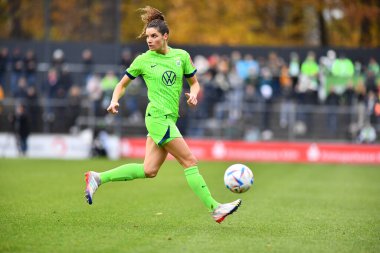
top-left (185, 75), bottom-right (200, 108)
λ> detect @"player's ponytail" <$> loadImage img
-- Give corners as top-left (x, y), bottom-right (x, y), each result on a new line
top-left (138, 6), bottom-right (169, 38)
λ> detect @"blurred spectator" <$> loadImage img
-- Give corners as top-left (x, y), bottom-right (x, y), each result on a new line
top-left (66, 85), bottom-right (82, 131)
top-left (366, 90), bottom-right (379, 126)
top-left (52, 66), bottom-right (74, 132)
top-left (43, 68), bottom-right (59, 98)
top-left (10, 104), bottom-right (30, 156)
top-left (279, 63), bottom-right (294, 128)
top-left (300, 51), bottom-right (319, 83)
top-left (101, 71), bottom-right (118, 109)
top-left (355, 81), bottom-right (367, 130)
top-left (177, 92), bottom-right (190, 136)
top-left (82, 48), bottom-right (93, 85)
top-left (10, 48), bottom-right (24, 96)
top-left (193, 54), bottom-right (210, 75)
top-left (214, 57), bottom-right (231, 98)
top-left (207, 53), bottom-right (219, 73)
top-left (267, 52), bottom-right (282, 95)
top-left (354, 60), bottom-right (362, 77)
top-left (230, 50), bottom-right (242, 68)
top-left (0, 83), bottom-right (3, 120)
top-left (0, 84), bottom-right (3, 101)
top-left (13, 77), bottom-right (29, 101)
top-left (223, 78), bottom-right (245, 134)
top-left (365, 70), bottom-right (378, 94)
top-left (24, 49), bottom-right (37, 87)
top-left (0, 85), bottom-right (4, 128)
top-left (58, 65), bottom-right (74, 98)
top-left (243, 83), bottom-right (261, 104)
top-left (331, 54), bottom-right (355, 93)
top-left (227, 64), bottom-right (245, 106)
top-left (299, 52), bottom-right (319, 99)
top-left (119, 48), bottom-right (133, 69)
top-left (243, 83), bottom-right (261, 121)
top-left (288, 52), bottom-right (300, 89)
top-left (213, 57), bottom-right (240, 126)
top-left (86, 73), bottom-right (103, 116)
top-left (0, 47), bottom-right (9, 89)
top-left (325, 87), bottom-right (340, 137)
top-left (375, 91), bottom-right (380, 123)
top-left (342, 81), bottom-right (356, 106)
top-left (320, 49), bottom-right (337, 74)
top-left (298, 51), bottom-right (319, 134)
top-left (342, 82), bottom-right (356, 136)
top-left (124, 80), bottom-right (143, 122)
top-left (26, 85), bottom-right (40, 132)
top-left (43, 68), bottom-right (59, 123)
top-left (51, 49), bottom-right (65, 71)
top-left (331, 54), bottom-right (355, 78)
top-left (199, 69), bottom-right (221, 118)
top-left (235, 54), bottom-right (259, 82)
top-left (258, 67), bottom-right (274, 131)
top-left (367, 57), bottom-right (379, 77)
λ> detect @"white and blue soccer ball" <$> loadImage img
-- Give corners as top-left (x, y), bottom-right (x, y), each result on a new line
top-left (224, 164), bottom-right (254, 193)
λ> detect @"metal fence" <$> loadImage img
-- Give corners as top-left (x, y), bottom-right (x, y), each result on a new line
top-left (1, 41), bottom-right (379, 143)
top-left (1, 96), bottom-right (378, 143)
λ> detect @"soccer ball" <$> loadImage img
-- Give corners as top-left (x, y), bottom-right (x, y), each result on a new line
top-left (224, 164), bottom-right (254, 193)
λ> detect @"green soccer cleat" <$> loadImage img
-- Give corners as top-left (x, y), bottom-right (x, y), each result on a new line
top-left (211, 199), bottom-right (242, 223)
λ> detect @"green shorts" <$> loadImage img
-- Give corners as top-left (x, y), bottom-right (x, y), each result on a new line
top-left (145, 113), bottom-right (182, 146)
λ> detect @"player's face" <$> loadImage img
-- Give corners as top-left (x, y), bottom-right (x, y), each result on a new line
top-left (146, 27), bottom-right (168, 52)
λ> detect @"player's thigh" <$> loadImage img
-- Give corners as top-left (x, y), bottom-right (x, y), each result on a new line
top-left (144, 136), bottom-right (168, 177)
top-left (163, 138), bottom-right (197, 168)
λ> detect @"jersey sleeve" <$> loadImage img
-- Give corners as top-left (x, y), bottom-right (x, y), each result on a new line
top-left (183, 51), bottom-right (197, 78)
top-left (125, 55), bottom-right (143, 80)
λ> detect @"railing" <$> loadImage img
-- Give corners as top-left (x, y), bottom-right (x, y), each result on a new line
top-left (1, 97), bottom-right (377, 143)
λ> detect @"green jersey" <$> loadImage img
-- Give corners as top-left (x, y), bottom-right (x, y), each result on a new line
top-left (126, 48), bottom-right (197, 117)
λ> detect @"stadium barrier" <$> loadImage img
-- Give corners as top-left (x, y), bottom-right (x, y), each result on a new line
top-left (121, 138), bottom-right (380, 165)
top-left (1, 133), bottom-right (379, 164)
top-left (0, 132), bottom-right (120, 159)
top-left (2, 97), bottom-right (377, 142)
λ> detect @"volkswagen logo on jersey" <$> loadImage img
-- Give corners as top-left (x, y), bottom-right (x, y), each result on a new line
top-left (162, 71), bottom-right (176, 86)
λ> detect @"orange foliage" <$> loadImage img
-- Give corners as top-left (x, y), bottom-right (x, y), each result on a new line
top-left (0, 0), bottom-right (378, 47)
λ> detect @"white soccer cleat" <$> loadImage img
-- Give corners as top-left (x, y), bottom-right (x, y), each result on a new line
top-left (211, 199), bottom-right (242, 223)
top-left (84, 171), bottom-right (100, 205)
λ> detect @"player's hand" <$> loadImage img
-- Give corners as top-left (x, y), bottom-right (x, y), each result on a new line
top-left (185, 93), bottom-right (198, 108)
top-left (107, 101), bottom-right (119, 114)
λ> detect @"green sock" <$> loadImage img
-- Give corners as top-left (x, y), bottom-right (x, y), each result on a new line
top-left (184, 166), bottom-right (220, 211)
top-left (99, 163), bottom-right (146, 184)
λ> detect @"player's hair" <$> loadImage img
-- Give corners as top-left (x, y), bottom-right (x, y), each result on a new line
top-left (137, 6), bottom-right (169, 38)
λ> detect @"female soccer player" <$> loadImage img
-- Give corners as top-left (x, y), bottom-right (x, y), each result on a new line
top-left (84, 6), bottom-right (241, 223)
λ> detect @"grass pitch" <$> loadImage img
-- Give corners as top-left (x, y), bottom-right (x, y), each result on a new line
top-left (0, 158), bottom-right (379, 253)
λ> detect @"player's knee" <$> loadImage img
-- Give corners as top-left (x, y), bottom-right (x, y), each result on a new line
top-left (144, 167), bottom-right (159, 178)
top-left (145, 172), bottom-right (157, 178)
top-left (144, 170), bottom-right (157, 178)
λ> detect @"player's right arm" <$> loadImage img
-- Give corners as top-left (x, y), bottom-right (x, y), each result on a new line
top-left (107, 74), bottom-right (132, 114)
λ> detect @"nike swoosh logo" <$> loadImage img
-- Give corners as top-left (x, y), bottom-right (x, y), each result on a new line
top-left (151, 64), bottom-right (157, 68)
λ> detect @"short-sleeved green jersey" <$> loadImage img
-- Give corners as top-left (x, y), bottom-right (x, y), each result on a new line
top-left (126, 48), bottom-right (197, 117)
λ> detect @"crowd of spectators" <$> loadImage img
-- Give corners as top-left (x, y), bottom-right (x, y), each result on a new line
top-left (0, 46), bottom-right (379, 143)
top-left (191, 50), bottom-right (379, 142)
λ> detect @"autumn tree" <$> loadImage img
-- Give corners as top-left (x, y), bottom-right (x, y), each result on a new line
top-left (0, 0), bottom-right (378, 47)
top-left (0, 0), bottom-right (44, 40)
